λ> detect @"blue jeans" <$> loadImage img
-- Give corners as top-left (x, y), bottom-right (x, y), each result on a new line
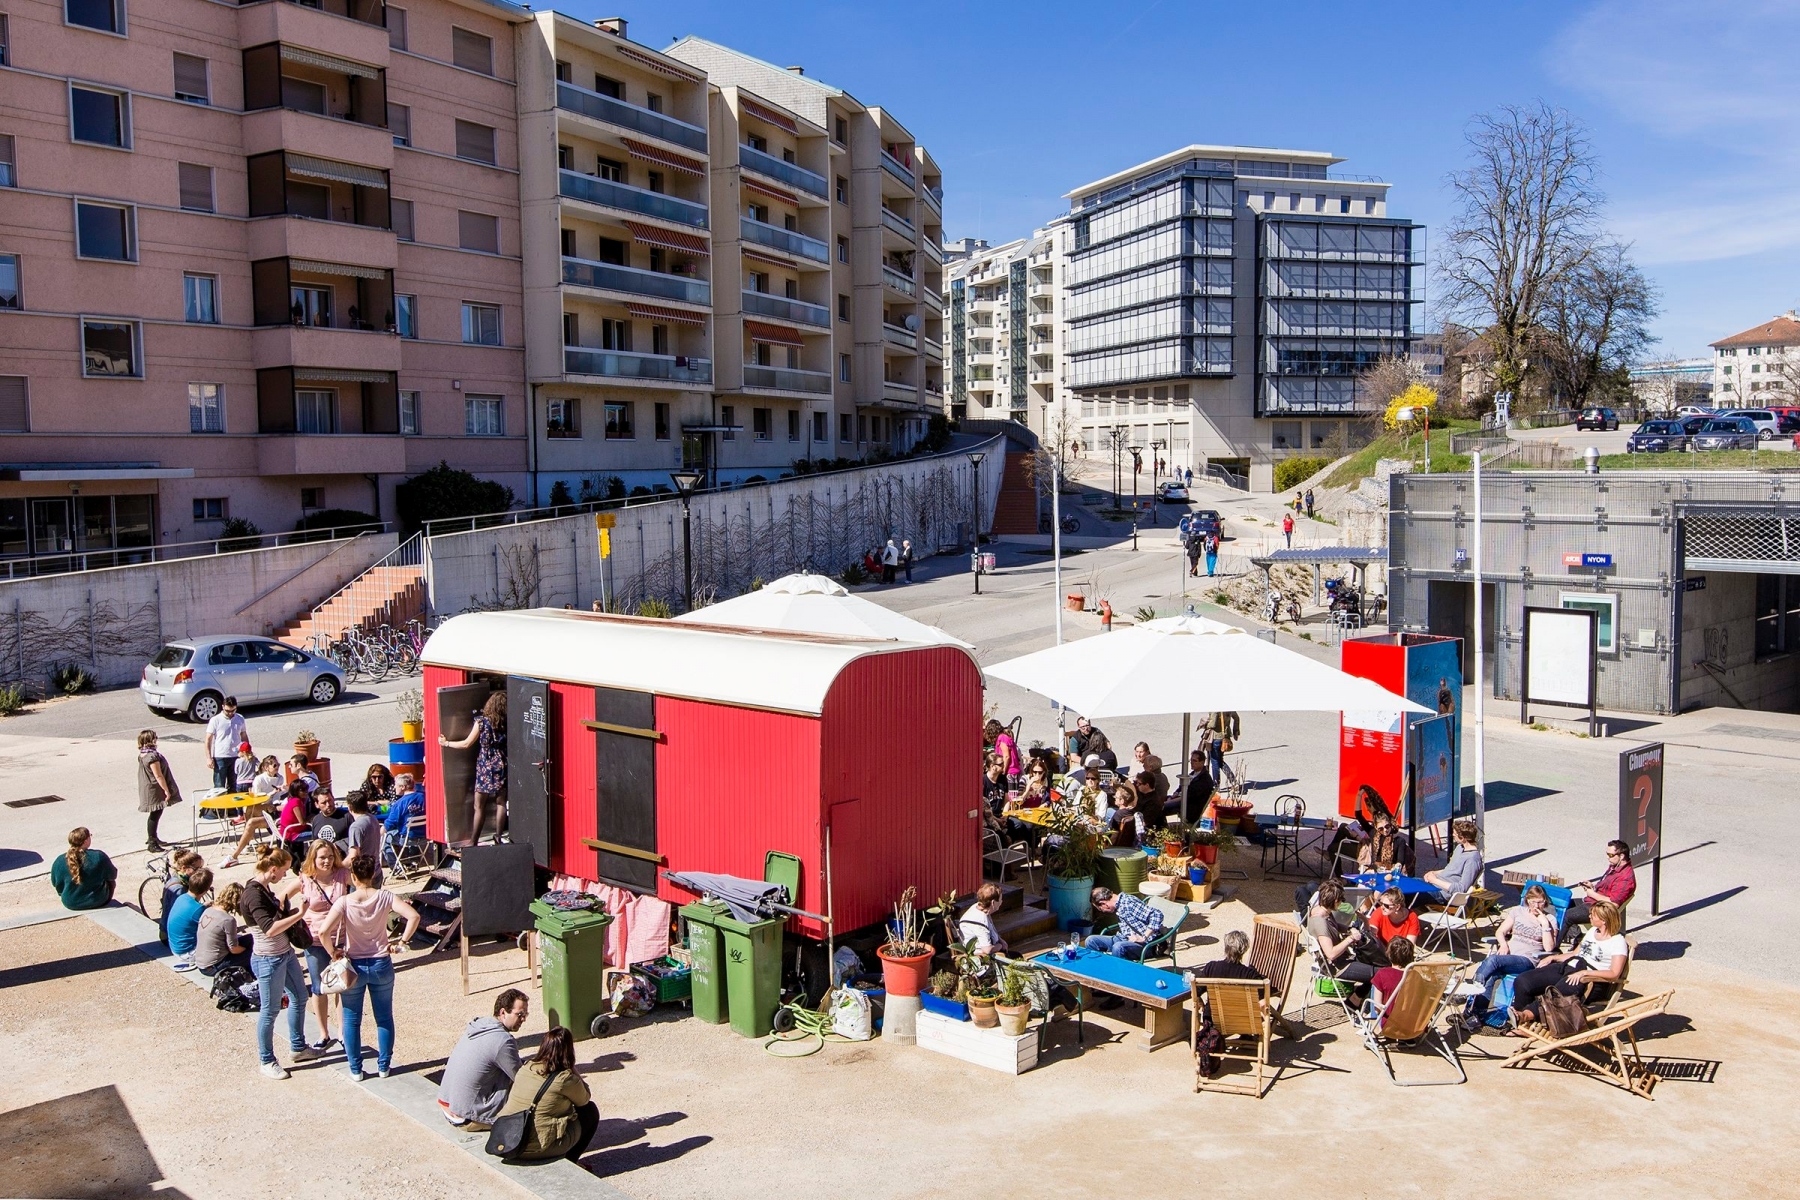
top-left (1205, 553), bottom-right (1217, 576)
top-left (303, 943), bottom-right (333, 997)
top-left (1466, 953), bottom-right (1536, 1018)
top-left (1084, 934), bottom-right (1145, 961)
top-left (252, 950), bottom-right (309, 1065)
top-left (340, 955), bottom-right (396, 1075)
top-left (213, 757), bottom-right (236, 791)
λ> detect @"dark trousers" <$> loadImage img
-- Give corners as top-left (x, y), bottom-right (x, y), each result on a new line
top-left (213, 757), bottom-right (236, 790)
top-left (882, 564), bottom-right (896, 584)
top-left (1512, 958), bottom-right (1586, 1014)
top-left (147, 809), bottom-right (164, 846)
top-left (565, 1101), bottom-right (600, 1162)
top-left (1560, 900), bottom-right (1603, 946)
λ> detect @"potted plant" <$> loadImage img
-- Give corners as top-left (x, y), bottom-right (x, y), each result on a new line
top-left (1190, 826), bottom-right (1238, 867)
top-left (995, 964), bottom-right (1032, 1037)
top-left (1162, 820), bottom-right (1195, 859)
top-left (1042, 801), bottom-right (1106, 930)
top-left (396, 688), bottom-right (424, 742)
top-left (876, 886), bottom-right (935, 998)
top-left (920, 970), bottom-right (970, 1021)
top-left (944, 934), bottom-right (999, 1027)
top-left (292, 729), bottom-right (319, 762)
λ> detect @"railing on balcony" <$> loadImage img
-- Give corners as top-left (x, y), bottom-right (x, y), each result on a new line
top-left (1028, 307), bottom-right (1054, 324)
top-left (882, 266), bottom-right (916, 297)
top-left (924, 288), bottom-right (944, 310)
top-left (281, 0), bottom-right (386, 27)
top-left (740, 289), bottom-right (830, 328)
top-left (739, 216), bottom-right (828, 262)
top-left (924, 338), bottom-right (943, 361)
top-left (743, 364), bottom-right (832, 394)
top-left (880, 151), bottom-right (915, 189)
top-left (739, 144), bottom-right (827, 198)
top-left (882, 323), bottom-right (917, 351)
top-left (563, 257), bottom-right (712, 306)
top-left (922, 184), bottom-right (943, 213)
top-left (564, 346), bottom-right (712, 384)
top-left (880, 207), bottom-right (915, 240)
top-left (560, 169), bottom-right (707, 228)
top-left (556, 82), bottom-right (707, 153)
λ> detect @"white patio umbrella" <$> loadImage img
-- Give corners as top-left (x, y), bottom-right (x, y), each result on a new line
top-left (672, 571), bottom-right (973, 648)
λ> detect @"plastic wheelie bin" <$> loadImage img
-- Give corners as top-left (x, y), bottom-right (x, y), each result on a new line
top-left (717, 907), bottom-right (784, 1039)
top-left (680, 900), bottom-right (730, 1026)
top-left (531, 899), bottom-right (613, 1040)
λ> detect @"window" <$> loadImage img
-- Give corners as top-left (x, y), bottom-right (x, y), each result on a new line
top-left (193, 498), bottom-right (226, 522)
top-left (720, 404), bottom-right (734, 440)
top-left (647, 170), bottom-right (664, 194)
top-left (76, 201), bottom-right (133, 260)
top-left (395, 294), bottom-right (416, 338)
top-left (188, 382), bottom-right (223, 432)
top-left (747, 133), bottom-right (767, 152)
top-left (0, 15), bottom-right (8, 67)
top-left (1558, 592), bottom-right (1617, 655)
top-left (557, 144), bottom-right (572, 170)
top-left (753, 407), bottom-right (771, 440)
top-left (173, 54), bottom-right (209, 104)
top-left (0, 254), bottom-right (17, 309)
top-left (646, 93), bottom-right (663, 113)
top-left (600, 318), bottom-right (629, 351)
top-left (748, 270), bottom-right (769, 294)
top-left (834, 116), bottom-right (847, 144)
top-left (387, 6), bottom-right (407, 49)
top-left (389, 104), bottom-right (410, 147)
top-left (837, 236), bottom-right (849, 263)
top-left (296, 389), bottom-right (336, 432)
top-left (1339, 196), bottom-right (1351, 214)
top-left (835, 175), bottom-right (848, 204)
top-left (299, 487), bottom-right (324, 510)
top-left (454, 120), bottom-right (495, 165)
top-left (840, 412), bottom-right (852, 442)
top-left (451, 27), bottom-right (493, 76)
top-left (0, 375), bottom-right (27, 432)
top-left (561, 312), bottom-right (577, 345)
top-left (177, 162), bottom-right (213, 212)
top-left (838, 293), bottom-right (850, 322)
top-left (0, 135), bottom-right (13, 187)
top-left (70, 86), bottom-right (128, 148)
top-left (781, 147), bottom-right (796, 165)
top-left (66, 0), bottom-right (122, 34)
top-left (392, 199), bottom-right (414, 242)
top-left (464, 393), bottom-right (503, 435)
top-left (461, 302), bottom-right (501, 345)
top-left (398, 390), bottom-right (419, 434)
top-left (597, 237), bottom-right (626, 265)
top-left (592, 75), bottom-right (622, 99)
top-left (651, 324), bottom-right (669, 355)
top-left (183, 273), bottom-right (217, 323)
top-left (595, 157), bottom-right (624, 183)
top-left (458, 211), bottom-right (498, 254)
top-left (1365, 198), bottom-right (1376, 214)
top-left (654, 402), bottom-right (669, 440)
top-left (546, 397), bottom-right (580, 438)
top-left (81, 318), bottom-right (138, 377)
top-left (812, 412), bottom-right (825, 441)
top-left (839, 353), bottom-right (851, 382)
top-left (603, 400), bottom-right (633, 439)
top-left (787, 409), bottom-right (799, 441)
top-left (291, 284), bottom-right (330, 327)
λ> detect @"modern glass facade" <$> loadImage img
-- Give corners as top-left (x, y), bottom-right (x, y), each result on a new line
top-left (949, 277), bottom-right (967, 419)
top-left (1008, 260), bottom-right (1027, 417)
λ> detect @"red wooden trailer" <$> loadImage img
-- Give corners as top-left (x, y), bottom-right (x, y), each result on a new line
top-left (419, 609), bottom-right (983, 938)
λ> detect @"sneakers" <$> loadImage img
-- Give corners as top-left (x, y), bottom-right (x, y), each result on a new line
top-left (377, 1067), bottom-right (391, 1079)
top-left (292, 1045), bottom-right (326, 1063)
top-left (260, 1062), bottom-right (291, 1080)
top-left (313, 1037), bottom-right (340, 1053)
top-left (349, 1070), bottom-right (365, 1082)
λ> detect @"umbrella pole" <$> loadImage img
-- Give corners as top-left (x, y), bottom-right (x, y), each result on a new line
top-left (1179, 713), bottom-right (1191, 824)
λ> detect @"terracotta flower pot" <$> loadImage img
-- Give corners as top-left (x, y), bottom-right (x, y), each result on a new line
top-left (995, 1001), bottom-right (1031, 1037)
top-left (293, 740), bottom-right (320, 763)
top-left (1163, 839), bottom-right (1184, 858)
top-left (1193, 843), bottom-right (1218, 866)
top-left (967, 992), bottom-right (999, 1028)
top-left (1066, 594), bottom-right (1086, 611)
top-left (877, 945), bottom-right (934, 997)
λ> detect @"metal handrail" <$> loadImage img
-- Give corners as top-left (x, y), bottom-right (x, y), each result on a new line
top-left (304, 532), bottom-right (424, 633)
top-left (1, 520), bottom-right (392, 581)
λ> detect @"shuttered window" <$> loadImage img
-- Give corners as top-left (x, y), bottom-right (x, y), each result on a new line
top-left (173, 53), bottom-right (209, 104)
top-left (458, 210), bottom-right (497, 254)
top-left (453, 119), bottom-right (494, 164)
top-left (388, 103), bottom-right (410, 147)
top-left (451, 27), bottom-right (492, 75)
top-left (386, 5), bottom-right (407, 50)
top-left (0, 375), bottom-right (27, 432)
top-left (177, 162), bottom-right (214, 212)
top-left (391, 198), bottom-right (414, 241)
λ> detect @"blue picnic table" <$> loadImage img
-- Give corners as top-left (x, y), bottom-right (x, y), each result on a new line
top-left (1028, 946), bottom-right (1189, 1052)
top-left (1343, 871), bottom-right (1442, 898)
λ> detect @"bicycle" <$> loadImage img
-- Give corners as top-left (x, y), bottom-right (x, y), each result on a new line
top-left (138, 851), bottom-right (176, 924)
top-left (1039, 513), bottom-right (1081, 535)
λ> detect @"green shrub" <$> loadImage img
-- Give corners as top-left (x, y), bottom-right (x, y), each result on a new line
top-left (636, 597), bottom-right (673, 618)
top-left (841, 563), bottom-right (868, 586)
top-left (217, 517), bottom-right (263, 552)
top-left (0, 683), bottom-right (25, 716)
top-left (547, 480), bottom-right (574, 507)
top-left (1273, 456), bottom-right (1332, 492)
top-left (292, 509), bottom-right (379, 542)
top-left (396, 462), bottom-right (515, 533)
top-left (51, 664), bottom-right (95, 695)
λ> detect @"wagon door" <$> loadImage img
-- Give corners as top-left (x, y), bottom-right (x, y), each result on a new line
top-left (435, 682), bottom-right (489, 844)
top-left (506, 676), bottom-right (554, 867)
top-left (587, 687), bottom-right (659, 890)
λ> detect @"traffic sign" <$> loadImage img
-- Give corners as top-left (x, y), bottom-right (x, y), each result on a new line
top-left (594, 512), bottom-right (617, 530)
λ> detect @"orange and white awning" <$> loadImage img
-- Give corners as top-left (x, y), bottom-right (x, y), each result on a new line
top-left (625, 302), bottom-right (707, 327)
top-left (739, 96), bottom-right (798, 134)
top-left (742, 247), bottom-right (798, 269)
top-left (620, 137), bottom-right (706, 178)
top-left (745, 320), bottom-right (805, 347)
top-left (742, 176), bottom-right (798, 206)
top-left (617, 44), bottom-right (703, 82)
top-left (622, 220), bottom-right (709, 256)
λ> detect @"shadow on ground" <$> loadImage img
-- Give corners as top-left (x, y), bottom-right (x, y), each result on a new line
top-left (0, 1085), bottom-right (190, 1199)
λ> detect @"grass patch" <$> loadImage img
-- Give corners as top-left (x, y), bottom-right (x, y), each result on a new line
top-left (1321, 419), bottom-right (1483, 489)
top-left (1517, 449), bottom-right (1800, 471)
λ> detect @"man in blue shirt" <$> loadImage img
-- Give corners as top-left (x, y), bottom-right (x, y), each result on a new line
top-left (383, 774), bottom-right (428, 863)
top-left (1085, 887), bottom-right (1164, 961)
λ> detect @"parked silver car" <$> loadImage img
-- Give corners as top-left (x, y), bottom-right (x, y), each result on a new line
top-left (140, 636), bottom-right (343, 722)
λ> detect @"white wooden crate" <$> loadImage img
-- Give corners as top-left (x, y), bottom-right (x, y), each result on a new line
top-left (914, 1010), bottom-right (1038, 1075)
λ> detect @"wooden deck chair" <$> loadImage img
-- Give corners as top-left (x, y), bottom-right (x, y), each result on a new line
top-left (1350, 959), bottom-right (1466, 1085)
top-left (1501, 989), bottom-right (1673, 1100)
top-left (1192, 976), bottom-right (1273, 1098)
top-left (1249, 914), bottom-right (1301, 1016)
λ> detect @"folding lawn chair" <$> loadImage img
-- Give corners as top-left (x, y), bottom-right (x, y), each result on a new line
top-left (1192, 976), bottom-right (1275, 1098)
top-left (1298, 929), bottom-right (1361, 1028)
top-left (1349, 959), bottom-right (1467, 1086)
top-left (1248, 914), bottom-right (1300, 1020)
top-left (1501, 989), bottom-right (1674, 1100)
top-left (1418, 891), bottom-right (1476, 959)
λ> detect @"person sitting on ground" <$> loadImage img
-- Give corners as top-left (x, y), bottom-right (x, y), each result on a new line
top-left (1461, 883), bottom-right (1559, 1030)
top-left (158, 849), bottom-right (204, 941)
top-left (958, 882), bottom-right (1009, 957)
top-left (233, 742), bottom-right (259, 791)
top-left (194, 882), bottom-right (250, 976)
top-left (345, 791), bottom-right (384, 884)
top-left (496, 1025), bottom-right (599, 1163)
top-left (1423, 817), bottom-right (1484, 903)
top-left (1306, 880), bottom-right (1377, 990)
top-left (1369, 934), bottom-right (1417, 1012)
top-left (1561, 839), bottom-right (1637, 947)
top-left (166, 867), bottom-right (212, 967)
top-left (50, 827), bottom-right (117, 910)
top-left (1510, 899), bottom-right (1628, 1031)
top-left (1085, 886), bottom-right (1165, 962)
top-left (439, 989), bottom-right (531, 1130)
top-left (1366, 887), bottom-right (1421, 950)
top-left (309, 789), bottom-right (353, 850)
top-left (360, 763), bottom-right (396, 807)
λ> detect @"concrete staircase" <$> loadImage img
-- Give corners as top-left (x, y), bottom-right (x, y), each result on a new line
top-left (276, 563), bottom-right (424, 648)
top-left (989, 880), bottom-right (1059, 946)
top-left (989, 451), bottom-right (1040, 536)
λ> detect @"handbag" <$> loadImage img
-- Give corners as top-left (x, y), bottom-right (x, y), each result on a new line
top-left (319, 957), bottom-right (357, 995)
top-left (486, 1070), bottom-right (560, 1158)
top-left (1539, 987), bottom-right (1588, 1039)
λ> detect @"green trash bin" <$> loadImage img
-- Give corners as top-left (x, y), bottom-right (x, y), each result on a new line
top-left (531, 900), bottom-right (613, 1041)
top-left (680, 901), bottom-right (730, 1027)
top-left (718, 909), bottom-right (783, 1040)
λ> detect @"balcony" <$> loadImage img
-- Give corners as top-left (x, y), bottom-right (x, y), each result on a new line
top-left (880, 207), bottom-right (915, 241)
top-left (882, 266), bottom-right (916, 298)
top-left (739, 216), bottom-right (829, 263)
top-left (257, 432), bottom-right (405, 475)
top-left (743, 364), bottom-right (832, 394)
top-left (882, 379), bottom-right (920, 405)
top-left (924, 288), bottom-right (944, 311)
top-left (739, 144), bottom-right (828, 198)
top-left (242, 42), bottom-right (388, 130)
top-left (252, 324), bottom-right (400, 373)
top-left (564, 346), bottom-right (712, 385)
top-left (880, 151), bottom-right (915, 190)
top-left (741, 290), bottom-right (830, 328)
top-left (882, 323), bottom-right (916, 351)
top-left (922, 238), bottom-right (943, 263)
top-left (242, 106), bottom-right (394, 170)
top-left (924, 337), bottom-right (943, 362)
top-left (560, 170), bottom-right (707, 229)
top-left (563, 257), bottom-right (711, 307)
top-left (248, 150), bottom-right (389, 231)
top-left (1029, 308), bottom-right (1054, 326)
top-left (922, 184), bottom-right (942, 215)
top-left (1030, 368), bottom-right (1056, 385)
top-left (556, 82), bottom-right (707, 153)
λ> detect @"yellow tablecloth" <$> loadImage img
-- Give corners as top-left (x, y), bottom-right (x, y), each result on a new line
top-left (197, 791), bottom-right (267, 813)
top-left (1007, 807), bottom-right (1055, 827)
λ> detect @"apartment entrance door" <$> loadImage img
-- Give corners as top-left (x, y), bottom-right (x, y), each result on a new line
top-left (30, 499), bottom-right (73, 572)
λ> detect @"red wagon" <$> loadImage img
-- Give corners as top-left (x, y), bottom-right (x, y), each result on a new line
top-left (419, 609), bottom-right (983, 939)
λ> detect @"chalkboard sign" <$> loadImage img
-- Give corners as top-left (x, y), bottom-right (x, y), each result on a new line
top-left (459, 842), bottom-right (535, 936)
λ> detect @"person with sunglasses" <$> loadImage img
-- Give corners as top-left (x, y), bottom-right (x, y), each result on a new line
top-left (1561, 839), bottom-right (1636, 947)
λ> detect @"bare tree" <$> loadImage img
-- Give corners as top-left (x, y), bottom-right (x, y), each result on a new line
top-left (1539, 240), bottom-right (1660, 407)
top-left (1356, 354), bottom-right (1425, 409)
top-left (1438, 103), bottom-right (1603, 402)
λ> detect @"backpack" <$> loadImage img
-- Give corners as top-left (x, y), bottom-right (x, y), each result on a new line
top-left (211, 964), bottom-right (259, 1013)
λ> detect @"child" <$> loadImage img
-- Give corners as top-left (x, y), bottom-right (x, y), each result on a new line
top-left (233, 742), bottom-right (258, 791)
top-left (1369, 935), bottom-right (1416, 1016)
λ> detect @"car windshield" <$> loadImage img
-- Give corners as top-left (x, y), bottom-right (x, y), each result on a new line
top-left (149, 645), bottom-right (192, 668)
top-left (1195, 510), bottom-right (1220, 520)
top-left (1638, 423), bottom-right (1676, 434)
top-left (1703, 420), bottom-right (1745, 432)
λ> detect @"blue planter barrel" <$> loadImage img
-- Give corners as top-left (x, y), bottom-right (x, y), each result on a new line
top-left (390, 736), bottom-right (425, 765)
top-left (1046, 874), bottom-right (1093, 930)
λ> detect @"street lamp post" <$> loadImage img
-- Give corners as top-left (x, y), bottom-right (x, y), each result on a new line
top-left (966, 451), bottom-right (986, 594)
top-left (669, 469), bottom-right (704, 612)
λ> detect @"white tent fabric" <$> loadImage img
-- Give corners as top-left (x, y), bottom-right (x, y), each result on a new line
top-left (672, 572), bottom-right (973, 648)
top-left (984, 612), bottom-right (1431, 718)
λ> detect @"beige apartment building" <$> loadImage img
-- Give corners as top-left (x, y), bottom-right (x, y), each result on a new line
top-left (943, 231), bottom-right (1063, 438)
top-left (0, 0), bottom-right (532, 568)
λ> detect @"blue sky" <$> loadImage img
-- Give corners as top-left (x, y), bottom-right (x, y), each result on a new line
top-left (594, 0), bottom-right (1800, 358)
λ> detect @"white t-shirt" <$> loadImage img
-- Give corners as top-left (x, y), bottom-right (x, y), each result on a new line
top-left (1576, 929), bottom-right (1628, 973)
top-left (205, 712), bottom-right (247, 759)
top-left (958, 904), bottom-right (1002, 954)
